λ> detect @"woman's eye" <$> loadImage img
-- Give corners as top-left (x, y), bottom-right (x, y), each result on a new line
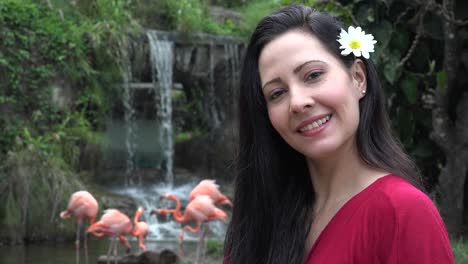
top-left (305, 71), bottom-right (323, 81)
top-left (269, 89), bottom-right (285, 100)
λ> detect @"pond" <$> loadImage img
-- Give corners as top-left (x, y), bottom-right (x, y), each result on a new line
top-left (0, 239), bottom-right (221, 264)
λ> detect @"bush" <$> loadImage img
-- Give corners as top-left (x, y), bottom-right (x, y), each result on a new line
top-left (206, 239), bottom-right (224, 257)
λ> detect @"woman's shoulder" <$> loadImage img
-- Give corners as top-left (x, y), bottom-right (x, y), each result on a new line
top-left (372, 174), bottom-right (435, 212)
top-left (365, 177), bottom-right (454, 263)
top-left (366, 174), bottom-right (447, 231)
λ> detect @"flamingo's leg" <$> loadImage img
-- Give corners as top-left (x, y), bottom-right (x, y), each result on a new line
top-left (179, 222), bottom-right (202, 259)
top-left (178, 229), bottom-right (185, 257)
top-left (76, 220), bottom-right (82, 264)
top-left (106, 238), bottom-right (114, 264)
top-left (138, 235), bottom-right (146, 251)
top-left (114, 237), bottom-right (119, 264)
top-left (119, 235), bottom-right (131, 254)
top-left (84, 223), bottom-right (88, 264)
top-left (201, 225), bottom-right (211, 264)
top-left (183, 223), bottom-right (202, 234)
top-left (195, 223), bottom-right (207, 264)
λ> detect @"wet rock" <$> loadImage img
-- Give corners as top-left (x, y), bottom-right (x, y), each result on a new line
top-left (99, 192), bottom-right (138, 218)
top-left (158, 249), bottom-right (179, 264)
top-left (208, 6), bottom-right (242, 24)
top-left (97, 249), bottom-right (179, 264)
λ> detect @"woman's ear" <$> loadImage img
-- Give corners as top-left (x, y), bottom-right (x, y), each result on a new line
top-left (351, 59), bottom-right (367, 99)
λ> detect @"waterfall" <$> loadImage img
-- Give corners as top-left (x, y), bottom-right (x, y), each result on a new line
top-left (224, 43), bottom-right (241, 114)
top-left (112, 32), bottom-right (240, 242)
top-left (122, 46), bottom-right (138, 186)
top-left (209, 41), bottom-right (221, 131)
top-left (114, 181), bottom-right (227, 241)
top-left (146, 31), bottom-right (174, 186)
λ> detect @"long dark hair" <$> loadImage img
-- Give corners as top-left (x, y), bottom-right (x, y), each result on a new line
top-left (224, 4), bottom-right (422, 264)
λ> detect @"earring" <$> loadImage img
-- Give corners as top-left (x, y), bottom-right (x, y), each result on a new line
top-left (361, 90), bottom-right (366, 95)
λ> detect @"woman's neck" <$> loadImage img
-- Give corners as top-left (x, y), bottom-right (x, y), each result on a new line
top-left (306, 140), bottom-right (387, 208)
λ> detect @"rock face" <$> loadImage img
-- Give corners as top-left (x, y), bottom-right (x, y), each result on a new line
top-left (128, 31), bottom-right (243, 132)
top-left (98, 249), bottom-right (179, 264)
top-left (208, 6), bottom-right (242, 24)
top-left (104, 31), bottom-right (244, 183)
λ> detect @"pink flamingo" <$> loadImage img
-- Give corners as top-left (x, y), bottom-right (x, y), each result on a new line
top-left (131, 207), bottom-right (149, 252)
top-left (60, 190), bottom-right (98, 264)
top-left (189, 180), bottom-right (233, 206)
top-left (87, 209), bottom-right (133, 264)
top-left (151, 194), bottom-right (227, 259)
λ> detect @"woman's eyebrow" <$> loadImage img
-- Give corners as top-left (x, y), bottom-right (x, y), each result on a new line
top-left (262, 60), bottom-right (325, 90)
top-left (262, 77), bottom-right (281, 90)
top-left (293, 60), bottom-right (325, 74)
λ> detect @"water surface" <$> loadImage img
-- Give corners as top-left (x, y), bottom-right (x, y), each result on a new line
top-left (0, 239), bottom-right (196, 264)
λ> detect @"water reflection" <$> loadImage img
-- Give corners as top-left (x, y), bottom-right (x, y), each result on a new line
top-left (0, 239), bottom-right (198, 264)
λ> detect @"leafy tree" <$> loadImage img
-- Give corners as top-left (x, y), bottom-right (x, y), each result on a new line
top-left (0, 0), bottom-right (139, 243)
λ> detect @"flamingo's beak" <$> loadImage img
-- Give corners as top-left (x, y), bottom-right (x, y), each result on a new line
top-left (87, 222), bottom-right (106, 237)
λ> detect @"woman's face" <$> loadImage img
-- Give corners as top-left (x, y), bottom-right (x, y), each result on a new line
top-left (258, 30), bottom-right (366, 160)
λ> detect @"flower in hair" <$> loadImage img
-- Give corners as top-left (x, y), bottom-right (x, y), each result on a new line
top-left (337, 26), bottom-right (377, 59)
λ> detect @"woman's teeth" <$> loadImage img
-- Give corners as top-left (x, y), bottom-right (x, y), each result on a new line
top-left (299, 115), bottom-right (331, 132)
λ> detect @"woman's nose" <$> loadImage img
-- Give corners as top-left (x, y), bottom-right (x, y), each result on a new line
top-left (289, 88), bottom-right (315, 113)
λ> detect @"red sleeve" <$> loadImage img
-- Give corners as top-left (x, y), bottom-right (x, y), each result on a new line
top-left (387, 188), bottom-right (454, 264)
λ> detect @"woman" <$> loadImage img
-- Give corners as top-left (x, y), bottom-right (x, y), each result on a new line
top-left (224, 4), bottom-right (454, 264)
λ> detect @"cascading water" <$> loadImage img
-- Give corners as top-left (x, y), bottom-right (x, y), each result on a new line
top-left (147, 31), bottom-right (174, 186)
top-left (224, 42), bottom-right (241, 113)
top-left (114, 32), bottom-right (240, 242)
top-left (115, 181), bottom-right (227, 241)
top-left (122, 47), bottom-right (138, 186)
top-left (208, 41), bottom-right (221, 131)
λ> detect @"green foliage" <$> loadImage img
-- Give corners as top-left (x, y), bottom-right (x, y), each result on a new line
top-left (168, 0), bottom-right (210, 32)
top-left (437, 71), bottom-right (447, 92)
top-left (228, 0), bottom-right (320, 38)
top-left (0, 1), bottom-right (85, 114)
top-left (453, 239), bottom-right (468, 264)
top-left (131, 0), bottom-right (236, 35)
top-left (401, 74), bottom-right (418, 104)
top-left (205, 239), bottom-right (224, 257)
top-left (0, 0), bottom-right (138, 243)
top-left (0, 0), bottom-right (136, 153)
top-left (0, 145), bottom-right (82, 242)
top-left (234, 0), bottom-right (284, 38)
top-left (175, 130), bottom-right (203, 143)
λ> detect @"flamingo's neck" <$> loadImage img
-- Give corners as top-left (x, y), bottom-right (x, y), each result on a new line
top-left (134, 210), bottom-right (142, 225)
top-left (166, 195), bottom-right (185, 222)
top-left (89, 216), bottom-right (96, 226)
top-left (132, 210), bottom-right (143, 235)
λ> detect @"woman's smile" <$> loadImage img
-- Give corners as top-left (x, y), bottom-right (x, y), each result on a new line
top-left (297, 114), bottom-right (333, 136)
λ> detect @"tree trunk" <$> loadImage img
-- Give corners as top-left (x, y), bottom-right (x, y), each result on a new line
top-left (437, 138), bottom-right (468, 237)
top-left (431, 0), bottom-right (468, 238)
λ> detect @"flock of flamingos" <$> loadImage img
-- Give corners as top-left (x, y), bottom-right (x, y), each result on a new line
top-left (59, 179), bottom-right (232, 264)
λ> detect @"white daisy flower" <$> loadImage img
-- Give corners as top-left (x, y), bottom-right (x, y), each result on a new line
top-left (337, 26), bottom-right (377, 59)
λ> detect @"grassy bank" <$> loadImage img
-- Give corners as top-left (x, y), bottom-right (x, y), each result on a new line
top-left (453, 239), bottom-right (468, 263)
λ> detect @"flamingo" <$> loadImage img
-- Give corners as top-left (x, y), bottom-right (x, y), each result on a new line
top-left (87, 209), bottom-right (133, 264)
top-left (189, 180), bottom-right (233, 206)
top-left (60, 190), bottom-right (98, 264)
top-left (131, 207), bottom-right (149, 252)
top-left (151, 194), bottom-right (227, 259)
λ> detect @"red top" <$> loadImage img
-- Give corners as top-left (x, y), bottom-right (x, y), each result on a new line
top-left (305, 175), bottom-right (454, 264)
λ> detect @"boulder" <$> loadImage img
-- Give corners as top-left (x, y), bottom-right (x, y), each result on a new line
top-left (97, 249), bottom-right (179, 264)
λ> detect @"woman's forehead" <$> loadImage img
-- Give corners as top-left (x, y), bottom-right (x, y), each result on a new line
top-left (258, 31), bottom-right (339, 77)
